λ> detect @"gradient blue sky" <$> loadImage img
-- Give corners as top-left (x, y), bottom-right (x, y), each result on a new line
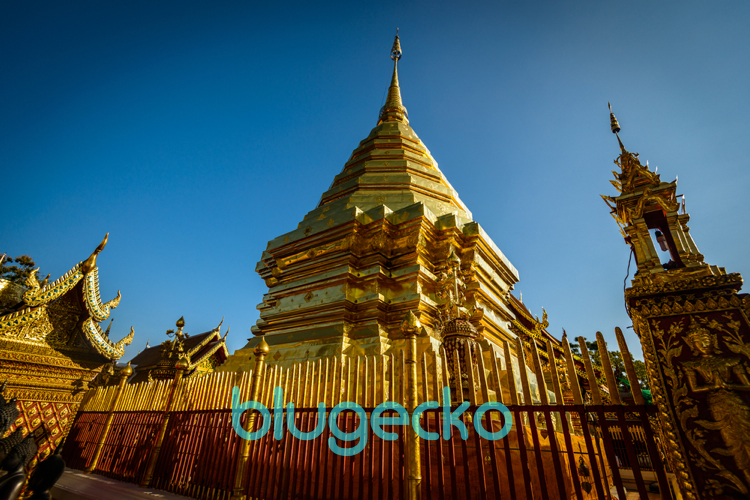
top-left (2, 1), bottom-right (749, 361)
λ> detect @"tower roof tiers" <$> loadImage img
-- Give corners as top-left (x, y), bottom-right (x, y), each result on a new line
top-left (222, 36), bottom-right (523, 370)
top-left (320, 121), bottom-right (472, 215)
top-left (265, 119), bottom-right (509, 262)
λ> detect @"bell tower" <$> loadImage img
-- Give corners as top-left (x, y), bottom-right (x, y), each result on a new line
top-left (602, 103), bottom-right (721, 283)
top-left (604, 105), bottom-right (750, 500)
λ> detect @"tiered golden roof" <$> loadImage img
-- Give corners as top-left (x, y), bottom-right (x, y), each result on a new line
top-left (0, 234), bottom-right (134, 467)
top-left (222, 35), bottom-right (521, 371)
top-left (602, 105), bottom-right (724, 288)
top-left (0, 234), bottom-right (134, 362)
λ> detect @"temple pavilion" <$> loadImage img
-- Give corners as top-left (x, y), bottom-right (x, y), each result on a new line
top-left (0, 234), bottom-right (134, 466)
top-left (128, 316), bottom-right (230, 383)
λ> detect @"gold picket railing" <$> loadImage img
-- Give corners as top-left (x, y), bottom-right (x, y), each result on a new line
top-left (63, 327), bottom-right (677, 500)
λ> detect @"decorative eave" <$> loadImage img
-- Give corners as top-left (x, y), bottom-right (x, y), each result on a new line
top-left (0, 304), bottom-right (45, 333)
top-left (82, 268), bottom-right (121, 322)
top-left (0, 234), bottom-right (134, 361)
top-left (187, 338), bottom-right (229, 371)
top-left (507, 295), bottom-right (594, 379)
top-left (185, 321), bottom-right (229, 370)
top-left (186, 320), bottom-right (224, 358)
top-left (81, 320), bottom-right (134, 360)
top-left (130, 319), bottom-right (229, 381)
top-left (22, 264), bottom-right (85, 307)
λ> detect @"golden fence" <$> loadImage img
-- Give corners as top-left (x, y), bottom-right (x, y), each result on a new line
top-left (63, 329), bottom-right (676, 500)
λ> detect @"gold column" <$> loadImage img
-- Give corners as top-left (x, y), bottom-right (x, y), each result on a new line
top-left (85, 362), bottom-right (133, 473)
top-left (140, 356), bottom-right (188, 487)
top-left (230, 338), bottom-right (270, 500)
top-left (401, 311), bottom-right (421, 500)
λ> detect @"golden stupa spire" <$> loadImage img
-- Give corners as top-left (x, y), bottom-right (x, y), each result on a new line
top-left (378, 29), bottom-right (409, 125)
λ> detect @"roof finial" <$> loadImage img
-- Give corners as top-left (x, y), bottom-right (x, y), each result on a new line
top-left (391, 28), bottom-right (402, 61)
top-left (378, 30), bottom-right (408, 125)
top-left (82, 233), bottom-right (109, 273)
top-left (104, 318), bottom-right (114, 337)
top-left (608, 102), bottom-right (626, 153)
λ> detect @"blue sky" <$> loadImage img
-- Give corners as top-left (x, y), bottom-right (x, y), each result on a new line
top-left (2, 1), bottom-right (748, 361)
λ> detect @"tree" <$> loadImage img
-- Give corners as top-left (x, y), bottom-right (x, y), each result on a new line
top-left (578, 335), bottom-right (651, 397)
top-left (0, 255), bottom-right (41, 285)
top-left (633, 360), bottom-right (650, 390)
top-left (607, 350), bottom-right (629, 392)
top-left (565, 335), bottom-right (599, 362)
top-left (582, 340), bottom-right (602, 365)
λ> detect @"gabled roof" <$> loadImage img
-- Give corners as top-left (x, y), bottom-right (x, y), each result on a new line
top-left (508, 294), bottom-right (559, 345)
top-left (0, 234), bottom-right (134, 360)
top-left (128, 319), bottom-right (229, 383)
top-left (507, 294), bottom-right (596, 380)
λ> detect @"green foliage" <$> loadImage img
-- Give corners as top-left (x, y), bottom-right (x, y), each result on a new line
top-left (583, 339), bottom-right (602, 365)
top-left (579, 335), bottom-right (651, 401)
top-left (0, 255), bottom-right (40, 285)
top-left (607, 350), bottom-right (629, 392)
top-left (633, 360), bottom-right (650, 390)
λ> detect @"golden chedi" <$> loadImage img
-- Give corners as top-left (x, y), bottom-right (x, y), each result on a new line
top-left (221, 35), bottom-right (520, 372)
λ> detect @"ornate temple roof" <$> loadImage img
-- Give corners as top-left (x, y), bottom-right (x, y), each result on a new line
top-left (507, 294), bottom-right (595, 381)
top-left (0, 234), bottom-right (134, 361)
top-left (128, 317), bottom-right (229, 383)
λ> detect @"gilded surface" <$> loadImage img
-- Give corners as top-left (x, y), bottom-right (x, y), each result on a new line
top-left (22, 266), bottom-right (84, 307)
top-left (223, 36), bottom-right (521, 371)
top-left (0, 237), bottom-right (133, 359)
top-left (130, 317), bottom-right (229, 382)
top-left (82, 268), bottom-right (121, 322)
top-left (0, 235), bottom-right (133, 470)
top-left (638, 307), bottom-right (750, 498)
top-left (606, 110), bottom-right (750, 499)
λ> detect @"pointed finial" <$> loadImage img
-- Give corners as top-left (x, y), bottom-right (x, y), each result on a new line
top-left (175, 356), bottom-right (190, 371)
top-left (254, 337), bottom-right (270, 357)
top-left (448, 249), bottom-right (460, 266)
top-left (608, 102), bottom-right (620, 133)
top-left (400, 309), bottom-right (421, 337)
top-left (391, 29), bottom-right (402, 61)
top-left (378, 31), bottom-right (409, 125)
top-left (608, 102), bottom-right (626, 153)
top-left (82, 233), bottom-right (109, 273)
top-left (104, 318), bottom-right (114, 337)
top-left (176, 316), bottom-right (185, 329)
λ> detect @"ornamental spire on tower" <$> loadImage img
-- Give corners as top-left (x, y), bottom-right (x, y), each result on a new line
top-left (609, 102), bottom-right (626, 153)
top-left (378, 29), bottom-right (409, 125)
